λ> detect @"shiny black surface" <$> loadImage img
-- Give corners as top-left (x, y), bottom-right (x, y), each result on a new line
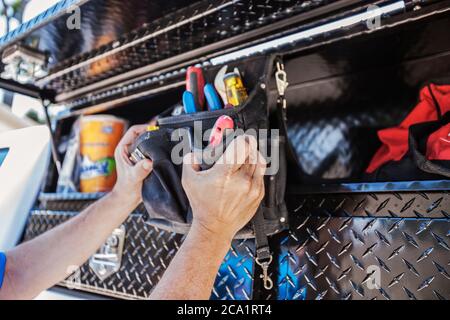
top-left (264, 216), bottom-right (449, 300)
top-left (19, 0), bottom-right (450, 301)
top-left (38, 0), bottom-right (193, 64)
top-left (36, 0), bottom-right (343, 94)
top-left (25, 208), bottom-right (255, 300)
top-left (27, 190), bottom-right (450, 300)
top-left (281, 9), bottom-right (450, 183)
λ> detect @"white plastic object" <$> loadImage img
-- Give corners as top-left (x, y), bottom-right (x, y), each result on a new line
top-left (0, 126), bottom-right (50, 250)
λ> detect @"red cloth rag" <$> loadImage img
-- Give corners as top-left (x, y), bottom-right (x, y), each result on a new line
top-left (426, 123), bottom-right (450, 160)
top-left (366, 84), bottom-right (450, 173)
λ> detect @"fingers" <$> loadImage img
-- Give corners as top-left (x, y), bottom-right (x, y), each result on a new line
top-left (115, 124), bottom-right (149, 164)
top-left (148, 117), bottom-right (158, 127)
top-left (241, 135), bottom-right (258, 177)
top-left (214, 134), bottom-right (251, 175)
top-left (244, 151), bottom-right (266, 199)
top-left (118, 124), bottom-right (148, 149)
top-left (119, 144), bottom-right (133, 166)
top-left (253, 151), bottom-right (267, 179)
top-left (132, 159), bottom-right (153, 181)
top-left (183, 135), bottom-right (266, 199)
top-left (182, 152), bottom-right (201, 176)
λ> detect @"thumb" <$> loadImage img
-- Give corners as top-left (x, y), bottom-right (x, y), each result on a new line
top-left (133, 159), bottom-right (153, 181)
top-left (182, 152), bottom-right (201, 176)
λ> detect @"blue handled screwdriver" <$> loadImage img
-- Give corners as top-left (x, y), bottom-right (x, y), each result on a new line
top-left (204, 84), bottom-right (223, 111)
top-left (182, 91), bottom-right (198, 114)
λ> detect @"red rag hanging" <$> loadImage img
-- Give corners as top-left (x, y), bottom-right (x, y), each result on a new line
top-left (426, 123), bottom-right (450, 160)
top-left (366, 84), bottom-right (450, 173)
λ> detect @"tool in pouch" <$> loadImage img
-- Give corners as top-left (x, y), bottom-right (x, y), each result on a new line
top-left (186, 115), bottom-right (235, 171)
top-left (253, 58), bottom-right (289, 291)
top-left (129, 58), bottom-right (288, 291)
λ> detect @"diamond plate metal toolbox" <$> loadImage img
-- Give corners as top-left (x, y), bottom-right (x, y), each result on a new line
top-left (26, 190), bottom-right (450, 300)
top-left (267, 216), bottom-right (449, 300)
top-left (25, 194), bottom-right (255, 300)
top-left (37, 0), bottom-right (342, 96)
top-left (250, 190), bottom-right (450, 300)
top-left (8, 0), bottom-right (450, 301)
top-left (0, 0), bottom-right (431, 107)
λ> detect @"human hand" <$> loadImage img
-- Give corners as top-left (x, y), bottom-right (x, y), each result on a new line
top-left (182, 134), bottom-right (266, 243)
top-left (112, 125), bottom-right (153, 207)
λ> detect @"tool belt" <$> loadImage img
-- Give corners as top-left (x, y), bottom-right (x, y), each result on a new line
top-left (131, 55), bottom-right (289, 290)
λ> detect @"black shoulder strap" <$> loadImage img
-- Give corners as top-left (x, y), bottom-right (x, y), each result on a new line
top-left (252, 56), bottom-right (292, 291)
top-left (253, 207), bottom-right (273, 290)
top-left (274, 56), bottom-right (300, 167)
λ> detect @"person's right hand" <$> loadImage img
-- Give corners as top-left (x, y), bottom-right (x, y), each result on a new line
top-left (182, 134), bottom-right (266, 243)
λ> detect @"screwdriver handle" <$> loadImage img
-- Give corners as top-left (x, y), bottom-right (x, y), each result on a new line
top-left (186, 66), bottom-right (205, 111)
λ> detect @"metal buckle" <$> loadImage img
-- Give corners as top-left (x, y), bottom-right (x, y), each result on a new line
top-left (89, 225), bottom-right (126, 281)
top-left (275, 61), bottom-right (288, 111)
top-left (256, 255), bottom-right (274, 290)
top-left (275, 61), bottom-right (288, 97)
top-left (129, 147), bottom-right (146, 164)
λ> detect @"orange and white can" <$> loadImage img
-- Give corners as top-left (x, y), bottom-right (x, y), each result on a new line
top-left (79, 115), bottom-right (127, 193)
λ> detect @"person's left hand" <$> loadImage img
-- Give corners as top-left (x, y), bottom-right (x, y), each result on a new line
top-left (112, 125), bottom-right (153, 207)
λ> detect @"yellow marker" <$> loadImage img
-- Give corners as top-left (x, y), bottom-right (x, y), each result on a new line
top-left (147, 125), bottom-right (159, 132)
top-left (224, 72), bottom-right (248, 107)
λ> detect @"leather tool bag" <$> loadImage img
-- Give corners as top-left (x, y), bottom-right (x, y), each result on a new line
top-left (131, 55), bottom-right (290, 289)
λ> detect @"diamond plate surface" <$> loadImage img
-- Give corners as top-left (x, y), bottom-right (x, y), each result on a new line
top-left (286, 110), bottom-right (405, 179)
top-left (27, 191), bottom-right (450, 300)
top-left (259, 216), bottom-right (449, 300)
top-left (23, 210), bottom-right (254, 300)
top-left (39, 0), bottom-right (336, 95)
top-left (212, 240), bottom-right (255, 300)
top-left (287, 191), bottom-right (450, 219)
top-left (38, 192), bottom-right (146, 213)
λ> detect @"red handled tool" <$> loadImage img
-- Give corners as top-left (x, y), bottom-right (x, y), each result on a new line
top-left (209, 115), bottom-right (235, 147)
top-left (186, 66), bottom-right (206, 111)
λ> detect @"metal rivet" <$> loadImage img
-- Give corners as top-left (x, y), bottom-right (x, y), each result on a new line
top-left (260, 83), bottom-right (266, 90)
top-left (280, 217), bottom-right (286, 223)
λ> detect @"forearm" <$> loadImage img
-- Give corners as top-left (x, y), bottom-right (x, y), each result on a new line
top-left (0, 191), bottom-right (137, 300)
top-left (150, 224), bottom-right (232, 300)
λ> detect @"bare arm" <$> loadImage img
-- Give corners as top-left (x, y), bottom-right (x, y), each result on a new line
top-left (150, 135), bottom-right (266, 300)
top-left (0, 191), bottom-right (139, 300)
top-left (0, 125), bottom-right (152, 300)
top-left (149, 224), bottom-right (232, 300)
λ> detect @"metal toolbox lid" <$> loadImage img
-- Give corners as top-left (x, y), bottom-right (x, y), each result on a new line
top-left (0, 0), bottom-right (448, 107)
